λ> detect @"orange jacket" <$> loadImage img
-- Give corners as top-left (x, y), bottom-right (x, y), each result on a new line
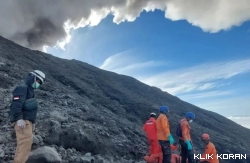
top-left (143, 117), bottom-right (157, 140)
top-left (200, 142), bottom-right (219, 163)
top-left (156, 114), bottom-right (170, 140)
top-left (144, 147), bottom-right (163, 163)
top-left (179, 118), bottom-right (191, 141)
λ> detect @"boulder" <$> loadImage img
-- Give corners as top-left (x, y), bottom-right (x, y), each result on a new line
top-left (26, 146), bottom-right (62, 163)
top-left (0, 148), bottom-right (5, 158)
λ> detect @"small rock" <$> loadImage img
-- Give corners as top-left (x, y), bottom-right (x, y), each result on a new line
top-left (35, 135), bottom-right (43, 143)
top-left (26, 146), bottom-right (62, 163)
top-left (0, 148), bottom-right (5, 158)
top-left (50, 111), bottom-right (67, 123)
top-left (63, 101), bottom-right (68, 106)
top-left (0, 135), bottom-right (7, 144)
top-left (32, 135), bottom-right (40, 145)
top-left (59, 147), bottom-right (65, 152)
top-left (85, 153), bottom-right (91, 157)
top-left (81, 152), bottom-right (94, 163)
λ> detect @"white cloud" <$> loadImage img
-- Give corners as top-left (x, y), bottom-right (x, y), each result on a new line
top-left (100, 51), bottom-right (168, 76)
top-left (227, 115), bottom-right (250, 129)
top-left (99, 50), bottom-right (133, 70)
top-left (179, 90), bottom-right (232, 100)
top-left (193, 96), bottom-right (250, 116)
top-left (100, 53), bottom-right (250, 95)
top-left (0, 0), bottom-right (250, 51)
top-left (140, 59), bottom-right (250, 94)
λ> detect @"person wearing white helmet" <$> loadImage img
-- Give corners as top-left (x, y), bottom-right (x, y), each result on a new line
top-left (9, 70), bottom-right (45, 163)
top-left (143, 112), bottom-right (159, 155)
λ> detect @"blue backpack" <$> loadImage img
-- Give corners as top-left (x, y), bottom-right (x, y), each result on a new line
top-left (176, 121), bottom-right (182, 137)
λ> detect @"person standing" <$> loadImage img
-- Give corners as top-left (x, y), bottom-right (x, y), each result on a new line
top-left (9, 70), bottom-right (45, 163)
top-left (177, 112), bottom-right (195, 163)
top-left (156, 106), bottom-right (174, 163)
top-left (143, 112), bottom-right (159, 155)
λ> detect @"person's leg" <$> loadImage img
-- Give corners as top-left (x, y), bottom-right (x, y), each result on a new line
top-left (179, 139), bottom-right (187, 163)
top-left (159, 140), bottom-right (171, 163)
top-left (14, 120), bottom-right (33, 163)
top-left (149, 139), bottom-right (154, 155)
top-left (152, 139), bottom-right (159, 154)
top-left (187, 148), bottom-right (195, 163)
top-left (159, 141), bottom-right (164, 162)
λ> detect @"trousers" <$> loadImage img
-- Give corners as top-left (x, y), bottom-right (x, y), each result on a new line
top-left (149, 139), bottom-right (160, 155)
top-left (159, 140), bottom-right (171, 163)
top-left (13, 120), bottom-right (33, 163)
top-left (179, 139), bottom-right (194, 163)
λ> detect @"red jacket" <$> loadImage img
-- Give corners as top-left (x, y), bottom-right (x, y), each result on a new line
top-left (143, 117), bottom-right (157, 140)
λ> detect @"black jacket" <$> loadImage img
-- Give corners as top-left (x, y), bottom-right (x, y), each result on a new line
top-left (10, 75), bottom-right (38, 123)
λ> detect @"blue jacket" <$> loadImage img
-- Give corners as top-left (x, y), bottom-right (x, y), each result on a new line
top-left (10, 75), bottom-right (38, 123)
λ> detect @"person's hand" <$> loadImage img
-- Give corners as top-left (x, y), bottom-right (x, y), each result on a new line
top-left (17, 119), bottom-right (26, 129)
top-left (185, 140), bottom-right (192, 150)
top-left (168, 134), bottom-right (174, 144)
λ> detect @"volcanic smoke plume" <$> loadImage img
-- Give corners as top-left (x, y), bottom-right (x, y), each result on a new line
top-left (0, 0), bottom-right (250, 51)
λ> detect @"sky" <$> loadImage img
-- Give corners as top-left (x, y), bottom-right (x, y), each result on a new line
top-left (46, 10), bottom-right (250, 129)
top-left (0, 1), bottom-right (249, 128)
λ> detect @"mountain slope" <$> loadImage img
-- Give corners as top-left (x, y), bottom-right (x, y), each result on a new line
top-left (0, 35), bottom-right (250, 163)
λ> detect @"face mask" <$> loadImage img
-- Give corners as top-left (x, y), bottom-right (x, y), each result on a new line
top-left (189, 119), bottom-right (193, 123)
top-left (32, 82), bottom-right (40, 89)
top-left (203, 140), bottom-right (209, 145)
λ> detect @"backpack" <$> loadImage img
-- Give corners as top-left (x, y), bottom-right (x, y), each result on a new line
top-left (176, 121), bottom-right (182, 137)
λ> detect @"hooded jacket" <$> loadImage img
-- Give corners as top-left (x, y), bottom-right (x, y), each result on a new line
top-left (10, 75), bottom-right (38, 123)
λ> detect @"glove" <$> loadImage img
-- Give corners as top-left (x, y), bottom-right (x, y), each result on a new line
top-left (168, 134), bottom-right (174, 144)
top-left (185, 140), bottom-right (192, 150)
top-left (17, 119), bottom-right (26, 129)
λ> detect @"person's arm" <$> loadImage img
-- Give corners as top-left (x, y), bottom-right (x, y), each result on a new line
top-left (161, 116), bottom-right (170, 137)
top-left (10, 86), bottom-right (27, 122)
top-left (143, 123), bottom-right (146, 131)
top-left (153, 120), bottom-right (157, 131)
top-left (181, 122), bottom-right (189, 141)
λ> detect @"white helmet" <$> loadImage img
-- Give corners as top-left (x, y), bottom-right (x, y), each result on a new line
top-left (30, 70), bottom-right (45, 84)
top-left (150, 112), bottom-right (156, 117)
